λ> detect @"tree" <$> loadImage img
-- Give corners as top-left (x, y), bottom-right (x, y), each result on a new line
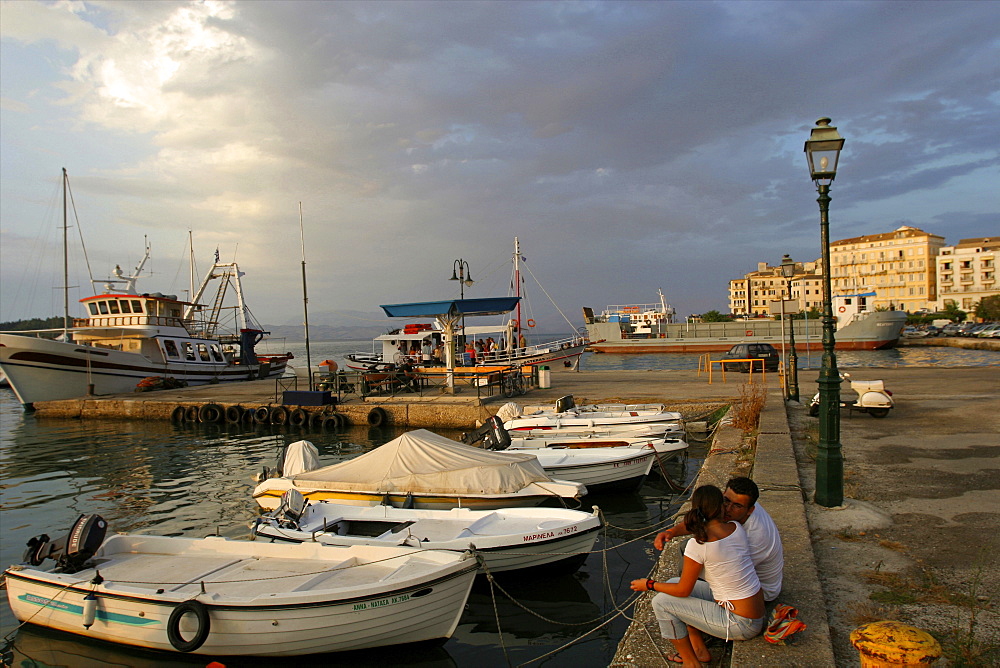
top-left (699, 310), bottom-right (732, 322)
top-left (974, 295), bottom-right (1000, 321)
top-left (940, 301), bottom-right (967, 323)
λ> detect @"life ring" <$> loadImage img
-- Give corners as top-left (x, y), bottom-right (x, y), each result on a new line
top-left (253, 406), bottom-right (271, 424)
top-left (288, 408), bottom-right (308, 427)
top-left (198, 403), bottom-right (223, 424)
top-left (838, 306), bottom-right (846, 313)
top-left (171, 406), bottom-right (187, 422)
top-left (745, 330), bottom-right (754, 336)
top-left (166, 599), bottom-right (211, 652)
top-left (185, 406), bottom-right (200, 422)
top-left (269, 406), bottom-right (289, 425)
top-left (224, 405), bottom-right (243, 423)
top-left (367, 407), bottom-right (388, 427)
top-left (511, 319), bottom-right (519, 329)
top-left (526, 319), bottom-right (536, 328)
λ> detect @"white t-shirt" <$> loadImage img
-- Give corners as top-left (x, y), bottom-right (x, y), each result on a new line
top-left (684, 522), bottom-right (760, 604)
top-left (743, 503), bottom-right (783, 601)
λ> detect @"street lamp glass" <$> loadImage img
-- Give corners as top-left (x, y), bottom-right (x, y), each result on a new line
top-left (780, 254), bottom-right (795, 279)
top-left (804, 117), bottom-right (845, 185)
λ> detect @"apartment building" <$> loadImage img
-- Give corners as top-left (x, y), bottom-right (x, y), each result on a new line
top-left (728, 260), bottom-right (823, 317)
top-left (935, 237), bottom-right (999, 311)
top-left (829, 226), bottom-right (945, 312)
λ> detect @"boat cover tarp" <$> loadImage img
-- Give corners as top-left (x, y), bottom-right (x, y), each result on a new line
top-left (380, 297), bottom-right (520, 319)
top-left (283, 440), bottom-right (321, 476)
top-left (289, 429), bottom-right (551, 494)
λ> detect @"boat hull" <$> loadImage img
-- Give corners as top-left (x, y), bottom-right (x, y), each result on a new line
top-left (4, 536), bottom-right (476, 656)
top-left (530, 449), bottom-right (656, 494)
top-left (585, 311), bottom-right (907, 353)
top-left (0, 334), bottom-right (286, 406)
top-left (252, 505), bottom-right (602, 574)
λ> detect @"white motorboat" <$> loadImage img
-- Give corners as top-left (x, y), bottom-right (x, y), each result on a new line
top-left (509, 432), bottom-right (689, 457)
top-left (528, 447), bottom-right (656, 493)
top-left (0, 172), bottom-right (290, 409)
top-left (4, 514), bottom-right (477, 657)
top-left (498, 397), bottom-right (685, 432)
top-left (252, 490), bottom-right (602, 574)
top-left (252, 432), bottom-right (586, 511)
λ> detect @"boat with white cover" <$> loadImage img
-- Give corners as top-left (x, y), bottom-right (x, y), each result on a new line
top-left (4, 514), bottom-right (477, 657)
top-left (251, 490), bottom-right (602, 574)
top-left (252, 432), bottom-right (586, 511)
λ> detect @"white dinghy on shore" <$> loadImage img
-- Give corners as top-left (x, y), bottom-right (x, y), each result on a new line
top-left (4, 514), bottom-right (477, 657)
top-left (252, 489), bottom-right (602, 574)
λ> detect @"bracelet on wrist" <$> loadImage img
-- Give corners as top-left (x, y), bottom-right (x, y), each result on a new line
top-left (646, 579), bottom-right (656, 591)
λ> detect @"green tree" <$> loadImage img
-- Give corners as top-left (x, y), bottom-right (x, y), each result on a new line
top-left (699, 310), bottom-right (732, 322)
top-left (940, 301), bottom-right (967, 323)
top-left (973, 295), bottom-right (1000, 321)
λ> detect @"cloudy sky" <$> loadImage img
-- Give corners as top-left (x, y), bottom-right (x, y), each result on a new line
top-left (2, 0), bottom-right (997, 332)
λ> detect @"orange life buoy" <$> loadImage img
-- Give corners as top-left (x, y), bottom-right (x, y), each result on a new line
top-left (838, 306), bottom-right (846, 313)
top-left (526, 319), bottom-right (536, 328)
top-left (511, 319), bottom-right (519, 328)
top-left (746, 330), bottom-right (753, 336)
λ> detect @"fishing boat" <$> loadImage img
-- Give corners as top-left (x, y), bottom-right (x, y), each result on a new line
top-left (4, 514), bottom-right (477, 656)
top-left (252, 431), bottom-right (586, 510)
top-left (252, 489), bottom-right (602, 574)
top-left (0, 173), bottom-right (290, 409)
top-left (346, 237), bottom-right (589, 371)
top-left (583, 290), bottom-right (907, 353)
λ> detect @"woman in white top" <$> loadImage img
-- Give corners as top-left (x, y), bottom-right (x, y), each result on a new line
top-left (631, 485), bottom-right (765, 666)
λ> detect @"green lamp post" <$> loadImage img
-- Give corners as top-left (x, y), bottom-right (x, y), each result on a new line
top-left (780, 254), bottom-right (800, 402)
top-left (805, 117), bottom-right (845, 508)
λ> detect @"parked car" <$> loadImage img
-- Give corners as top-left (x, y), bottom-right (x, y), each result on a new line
top-left (941, 323), bottom-right (962, 336)
top-left (722, 342), bottom-right (780, 372)
top-left (976, 323), bottom-right (1000, 338)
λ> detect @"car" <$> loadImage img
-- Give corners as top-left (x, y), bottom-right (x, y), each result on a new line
top-left (941, 323), bottom-right (962, 336)
top-left (976, 323), bottom-right (1000, 338)
top-left (722, 342), bottom-right (780, 372)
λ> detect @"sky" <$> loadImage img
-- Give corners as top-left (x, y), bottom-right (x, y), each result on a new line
top-left (2, 0), bottom-right (998, 332)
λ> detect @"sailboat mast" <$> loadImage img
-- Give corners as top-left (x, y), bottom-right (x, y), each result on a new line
top-left (299, 202), bottom-right (313, 390)
top-left (62, 168), bottom-right (69, 336)
top-left (514, 236), bottom-right (522, 345)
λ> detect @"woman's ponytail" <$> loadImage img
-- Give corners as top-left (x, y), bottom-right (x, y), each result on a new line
top-left (685, 485), bottom-right (724, 543)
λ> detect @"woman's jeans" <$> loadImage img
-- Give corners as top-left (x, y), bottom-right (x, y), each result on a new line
top-left (652, 580), bottom-right (764, 641)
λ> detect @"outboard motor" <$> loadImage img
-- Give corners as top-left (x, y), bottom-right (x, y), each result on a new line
top-left (275, 489), bottom-right (307, 528)
top-left (23, 514), bottom-right (107, 574)
top-left (481, 416), bottom-right (512, 451)
top-left (555, 395), bottom-right (575, 414)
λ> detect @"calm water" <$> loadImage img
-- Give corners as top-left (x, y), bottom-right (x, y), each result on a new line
top-left (1, 340), bottom-right (995, 665)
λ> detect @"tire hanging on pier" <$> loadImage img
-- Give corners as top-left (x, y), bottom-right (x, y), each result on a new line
top-left (269, 406), bottom-right (289, 425)
top-left (288, 408), bottom-right (308, 427)
top-left (198, 403), bottom-right (223, 424)
top-left (367, 407), bottom-right (388, 427)
top-left (185, 406), bottom-right (200, 422)
top-left (171, 406), bottom-right (187, 422)
top-left (253, 406), bottom-right (270, 424)
top-left (224, 405), bottom-right (243, 424)
top-left (166, 599), bottom-right (211, 652)
top-left (322, 414), bottom-right (341, 430)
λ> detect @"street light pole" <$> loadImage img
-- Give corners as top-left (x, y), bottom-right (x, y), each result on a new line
top-left (780, 254), bottom-right (800, 402)
top-left (450, 259), bottom-right (474, 360)
top-left (804, 117), bottom-right (845, 508)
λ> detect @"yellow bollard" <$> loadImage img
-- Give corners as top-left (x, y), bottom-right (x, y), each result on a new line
top-left (850, 621), bottom-right (942, 667)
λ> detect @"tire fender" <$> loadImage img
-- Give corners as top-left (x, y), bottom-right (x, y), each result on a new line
top-left (253, 406), bottom-right (271, 424)
top-left (198, 403), bottom-right (223, 424)
top-left (367, 407), bottom-right (388, 427)
top-left (288, 408), bottom-right (308, 427)
top-left (166, 599), bottom-right (211, 652)
top-left (171, 406), bottom-right (187, 422)
top-left (185, 406), bottom-right (200, 422)
top-left (224, 405), bottom-right (243, 424)
top-left (269, 406), bottom-right (289, 425)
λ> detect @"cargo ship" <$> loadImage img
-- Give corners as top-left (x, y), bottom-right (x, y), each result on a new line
top-left (582, 291), bottom-right (907, 353)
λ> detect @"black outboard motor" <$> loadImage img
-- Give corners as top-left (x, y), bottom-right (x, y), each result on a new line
top-left (23, 514), bottom-right (107, 574)
top-left (555, 395), bottom-right (575, 414)
top-left (481, 416), bottom-right (512, 451)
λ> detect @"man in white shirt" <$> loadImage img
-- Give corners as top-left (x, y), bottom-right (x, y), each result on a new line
top-left (654, 476), bottom-right (783, 601)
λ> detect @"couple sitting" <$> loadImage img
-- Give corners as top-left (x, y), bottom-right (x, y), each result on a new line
top-left (631, 477), bottom-right (783, 666)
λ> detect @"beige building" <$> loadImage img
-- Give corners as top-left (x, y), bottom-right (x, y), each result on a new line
top-left (829, 226), bottom-right (945, 312)
top-left (935, 237), bottom-right (1000, 311)
top-left (728, 260), bottom-right (823, 317)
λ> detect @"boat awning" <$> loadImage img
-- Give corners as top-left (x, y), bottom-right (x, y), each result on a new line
top-left (380, 297), bottom-right (520, 319)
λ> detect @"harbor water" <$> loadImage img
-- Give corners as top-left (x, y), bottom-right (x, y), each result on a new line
top-left (1, 341), bottom-right (996, 666)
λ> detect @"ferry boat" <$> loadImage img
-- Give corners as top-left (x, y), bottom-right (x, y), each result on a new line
top-left (583, 291), bottom-right (907, 353)
top-left (0, 246), bottom-right (290, 408)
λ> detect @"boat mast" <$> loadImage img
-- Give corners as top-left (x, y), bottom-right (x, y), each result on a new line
top-left (514, 236), bottom-right (522, 346)
top-left (62, 168), bottom-right (69, 337)
top-left (188, 230), bottom-right (195, 303)
top-left (299, 202), bottom-right (313, 390)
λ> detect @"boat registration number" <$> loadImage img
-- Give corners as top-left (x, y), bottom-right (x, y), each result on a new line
top-left (523, 525), bottom-right (578, 542)
top-left (353, 593), bottom-right (410, 611)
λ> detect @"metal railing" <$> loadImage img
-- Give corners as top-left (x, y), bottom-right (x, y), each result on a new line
top-left (311, 365), bottom-right (537, 401)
